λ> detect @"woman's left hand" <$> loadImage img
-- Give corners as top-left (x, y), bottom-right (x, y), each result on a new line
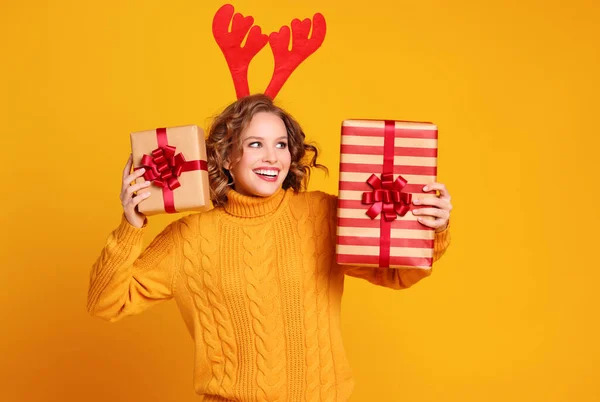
top-left (412, 182), bottom-right (452, 232)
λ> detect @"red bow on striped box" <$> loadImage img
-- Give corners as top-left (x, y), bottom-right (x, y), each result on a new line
top-left (336, 120), bottom-right (438, 269)
top-left (362, 172), bottom-right (412, 221)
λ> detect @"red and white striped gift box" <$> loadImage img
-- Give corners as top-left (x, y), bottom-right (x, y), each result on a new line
top-left (336, 119), bottom-right (439, 269)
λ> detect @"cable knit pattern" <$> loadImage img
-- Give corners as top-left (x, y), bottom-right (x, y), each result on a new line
top-left (87, 224), bottom-right (144, 313)
top-left (180, 216), bottom-right (224, 394)
top-left (243, 222), bottom-right (287, 401)
top-left (289, 194), bottom-right (321, 401)
top-left (198, 213), bottom-right (238, 395)
top-left (274, 215), bottom-right (306, 402)
top-left (313, 194), bottom-right (337, 401)
top-left (220, 223), bottom-right (256, 401)
top-left (87, 188), bottom-right (451, 401)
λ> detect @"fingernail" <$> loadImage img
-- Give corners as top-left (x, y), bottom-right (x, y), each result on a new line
top-left (412, 209), bottom-right (419, 214)
top-left (418, 217), bottom-right (423, 222)
top-left (145, 181), bottom-right (151, 185)
top-left (423, 186), bottom-right (428, 191)
top-left (414, 199), bottom-right (420, 204)
top-left (144, 192), bottom-right (151, 197)
top-left (140, 168), bottom-right (145, 173)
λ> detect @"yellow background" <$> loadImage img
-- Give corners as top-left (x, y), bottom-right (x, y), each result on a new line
top-left (1, 0), bottom-right (598, 401)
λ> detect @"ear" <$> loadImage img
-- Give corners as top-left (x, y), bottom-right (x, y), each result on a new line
top-left (223, 159), bottom-right (230, 170)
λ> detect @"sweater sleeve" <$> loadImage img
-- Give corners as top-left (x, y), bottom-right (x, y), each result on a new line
top-left (86, 214), bottom-right (184, 322)
top-left (331, 194), bottom-right (452, 289)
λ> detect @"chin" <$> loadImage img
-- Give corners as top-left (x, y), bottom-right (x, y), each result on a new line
top-left (252, 183), bottom-right (282, 197)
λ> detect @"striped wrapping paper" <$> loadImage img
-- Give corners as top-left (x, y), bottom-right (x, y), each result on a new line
top-left (336, 119), bottom-right (438, 269)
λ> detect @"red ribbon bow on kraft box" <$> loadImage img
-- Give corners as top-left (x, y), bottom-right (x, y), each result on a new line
top-left (130, 125), bottom-right (210, 215)
top-left (336, 120), bottom-right (439, 269)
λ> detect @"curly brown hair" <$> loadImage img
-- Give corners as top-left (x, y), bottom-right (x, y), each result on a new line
top-left (206, 94), bottom-right (328, 207)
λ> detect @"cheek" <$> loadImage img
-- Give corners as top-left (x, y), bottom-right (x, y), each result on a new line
top-left (237, 151), bottom-right (258, 169)
top-left (282, 150), bottom-right (292, 169)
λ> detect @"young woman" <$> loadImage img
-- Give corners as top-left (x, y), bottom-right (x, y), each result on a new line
top-left (87, 94), bottom-right (452, 401)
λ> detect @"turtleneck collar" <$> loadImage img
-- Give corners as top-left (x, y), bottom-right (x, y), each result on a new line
top-left (224, 187), bottom-right (287, 218)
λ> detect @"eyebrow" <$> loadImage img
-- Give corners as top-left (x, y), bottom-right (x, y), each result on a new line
top-left (244, 136), bottom-right (288, 141)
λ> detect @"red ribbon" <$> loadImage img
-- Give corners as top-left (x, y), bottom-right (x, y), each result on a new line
top-left (362, 173), bottom-right (412, 221)
top-left (136, 128), bottom-right (207, 214)
top-left (365, 120), bottom-right (413, 268)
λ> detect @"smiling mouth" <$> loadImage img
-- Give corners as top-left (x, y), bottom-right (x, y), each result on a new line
top-left (253, 169), bottom-right (279, 180)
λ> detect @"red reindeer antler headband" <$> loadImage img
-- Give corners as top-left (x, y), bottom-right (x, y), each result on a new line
top-left (212, 3), bottom-right (327, 99)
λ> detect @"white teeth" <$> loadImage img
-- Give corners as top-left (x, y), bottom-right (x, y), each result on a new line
top-left (254, 169), bottom-right (278, 177)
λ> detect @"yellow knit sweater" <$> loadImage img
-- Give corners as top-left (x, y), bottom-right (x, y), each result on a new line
top-left (87, 188), bottom-right (450, 401)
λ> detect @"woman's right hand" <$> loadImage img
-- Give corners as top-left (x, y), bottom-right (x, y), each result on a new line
top-left (121, 154), bottom-right (152, 228)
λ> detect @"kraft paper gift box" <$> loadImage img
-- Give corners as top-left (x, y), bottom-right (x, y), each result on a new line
top-left (336, 119), bottom-right (438, 270)
top-left (130, 125), bottom-right (211, 215)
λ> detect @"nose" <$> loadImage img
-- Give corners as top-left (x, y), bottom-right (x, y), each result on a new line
top-left (262, 145), bottom-right (277, 164)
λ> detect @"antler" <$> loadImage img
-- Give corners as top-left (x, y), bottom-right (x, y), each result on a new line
top-left (212, 4), bottom-right (269, 99)
top-left (264, 13), bottom-right (327, 99)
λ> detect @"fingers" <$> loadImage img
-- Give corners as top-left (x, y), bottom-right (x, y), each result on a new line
top-left (413, 207), bottom-right (449, 231)
top-left (122, 185), bottom-right (151, 209)
top-left (413, 196), bottom-right (451, 211)
top-left (121, 179), bottom-right (151, 202)
top-left (416, 216), bottom-right (448, 231)
top-left (413, 182), bottom-right (452, 231)
top-left (412, 207), bottom-right (449, 220)
top-left (130, 191), bottom-right (152, 207)
top-left (423, 182), bottom-right (451, 201)
top-left (122, 167), bottom-right (147, 193)
top-left (127, 180), bottom-right (152, 197)
top-left (416, 182), bottom-right (453, 212)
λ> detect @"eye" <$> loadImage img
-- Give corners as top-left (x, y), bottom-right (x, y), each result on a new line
top-left (276, 142), bottom-right (288, 149)
top-left (248, 141), bottom-right (262, 148)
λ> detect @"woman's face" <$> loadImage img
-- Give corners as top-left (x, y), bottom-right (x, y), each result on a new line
top-left (226, 111), bottom-right (291, 198)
